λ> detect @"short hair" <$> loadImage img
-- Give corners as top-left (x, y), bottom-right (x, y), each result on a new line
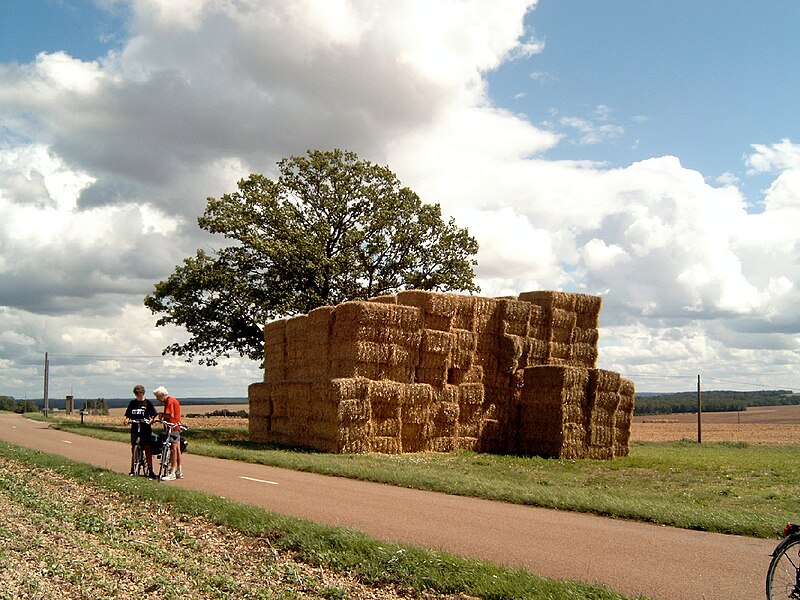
top-left (133, 384), bottom-right (145, 395)
top-left (152, 386), bottom-right (169, 397)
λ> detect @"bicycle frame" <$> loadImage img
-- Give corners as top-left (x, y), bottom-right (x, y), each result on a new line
top-left (153, 419), bottom-right (187, 481)
top-left (128, 419), bottom-right (150, 477)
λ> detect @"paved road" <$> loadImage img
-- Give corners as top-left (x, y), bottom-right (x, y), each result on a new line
top-left (0, 414), bottom-right (773, 600)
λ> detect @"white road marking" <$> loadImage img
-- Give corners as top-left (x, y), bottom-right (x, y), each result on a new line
top-left (240, 476), bottom-right (278, 485)
top-left (62, 440), bottom-right (73, 444)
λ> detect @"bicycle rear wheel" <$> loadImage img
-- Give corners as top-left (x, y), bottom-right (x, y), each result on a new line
top-left (767, 535), bottom-right (800, 599)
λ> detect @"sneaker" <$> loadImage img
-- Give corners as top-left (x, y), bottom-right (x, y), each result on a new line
top-left (161, 472), bottom-right (176, 481)
top-left (175, 471), bottom-right (183, 479)
top-left (148, 471), bottom-right (158, 480)
top-left (129, 470), bottom-right (135, 476)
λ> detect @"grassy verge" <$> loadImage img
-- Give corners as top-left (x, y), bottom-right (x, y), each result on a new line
top-left (0, 440), bottom-right (641, 599)
top-left (45, 416), bottom-right (798, 539)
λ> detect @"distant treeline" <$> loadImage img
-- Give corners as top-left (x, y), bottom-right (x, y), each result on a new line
top-left (634, 390), bottom-right (799, 415)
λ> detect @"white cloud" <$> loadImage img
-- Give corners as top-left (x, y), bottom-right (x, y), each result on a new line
top-left (0, 0), bottom-right (798, 397)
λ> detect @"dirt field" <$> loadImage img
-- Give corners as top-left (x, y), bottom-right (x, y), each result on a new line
top-left (632, 404), bottom-right (800, 444)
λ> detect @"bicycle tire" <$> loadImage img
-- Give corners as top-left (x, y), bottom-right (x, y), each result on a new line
top-left (766, 535), bottom-right (800, 599)
top-left (158, 444), bottom-right (171, 480)
top-left (133, 442), bottom-right (147, 477)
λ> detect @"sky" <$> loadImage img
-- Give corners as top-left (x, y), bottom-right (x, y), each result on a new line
top-left (1, 0), bottom-right (799, 400)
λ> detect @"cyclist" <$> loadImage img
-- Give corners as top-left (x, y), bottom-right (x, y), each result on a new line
top-left (124, 384), bottom-right (158, 478)
top-left (153, 385), bottom-right (183, 481)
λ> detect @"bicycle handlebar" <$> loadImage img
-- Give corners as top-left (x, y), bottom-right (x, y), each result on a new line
top-left (152, 419), bottom-right (188, 431)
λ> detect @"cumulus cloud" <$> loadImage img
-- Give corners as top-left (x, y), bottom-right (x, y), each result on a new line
top-left (0, 0), bottom-right (798, 397)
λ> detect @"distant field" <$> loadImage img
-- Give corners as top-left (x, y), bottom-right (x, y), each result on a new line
top-left (632, 404), bottom-right (800, 444)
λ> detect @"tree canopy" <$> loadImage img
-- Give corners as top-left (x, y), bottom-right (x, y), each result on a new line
top-left (145, 149), bottom-right (479, 365)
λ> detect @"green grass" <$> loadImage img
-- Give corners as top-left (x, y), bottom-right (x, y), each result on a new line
top-left (45, 416), bottom-right (799, 538)
top-left (0, 440), bottom-right (642, 599)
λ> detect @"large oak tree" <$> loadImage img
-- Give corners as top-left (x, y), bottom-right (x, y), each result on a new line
top-left (145, 149), bottom-right (479, 365)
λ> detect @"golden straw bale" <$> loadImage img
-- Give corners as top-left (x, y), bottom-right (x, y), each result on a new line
top-left (402, 422), bottom-right (429, 452)
top-left (373, 418), bottom-right (401, 437)
top-left (528, 322), bottom-right (549, 341)
top-left (456, 436), bottom-right (479, 451)
top-left (451, 294), bottom-right (478, 330)
top-left (372, 436), bottom-right (402, 454)
top-left (589, 369), bottom-right (622, 393)
top-left (571, 343), bottom-right (598, 369)
top-left (619, 377), bottom-right (635, 399)
top-left (448, 365), bottom-right (484, 385)
top-left (248, 381), bottom-right (272, 415)
top-left (573, 327), bottom-right (600, 345)
top-left (474, 296), bottom-right (500, 335)
top-left (339, 423), bottom-right (370, 453)
top-left (429, 436), bottom-right (456, 452)
top-left (306, 306), bottom-right (333, 344)
top-left (574, 293), bottom-right (602, 328)
top-left (396, 290), bottom-right (455, 331)
top-left (497, 299), bottom-right (531, 336)
top-left (368, 294), bottom-right (398, 304)
top-left (431, 400), bottom-right (459, 425)
top-left (263, 319), bottom-right (287, 382)
top-left (338, 398), bottom-right (371, 423)
top-left (420, 329), bottom-right (454, 356)
top-left (519, 290), bottom-right (577, 312)
top-left (547, 342), bottom-right (572, 362)
top-left (450, 329), bottom-right (476, 370)
top-left (522, 364), bottom-right (590, 393)
top-left (333, 301), bottom-right (422, 337)
top-left (458, 382), bottom-right (484, 405)
top-left (402, 384), bottom-right (432, 424)
top-left (497, 335), bottom-right (524, 374)
top-left (588, 446), bottom-right (614, 460)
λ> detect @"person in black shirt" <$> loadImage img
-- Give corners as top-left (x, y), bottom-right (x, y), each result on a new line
top-left (124, 384), bottom-right (158, 478)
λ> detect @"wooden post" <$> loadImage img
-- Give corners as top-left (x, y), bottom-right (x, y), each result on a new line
top-left (696, 374), bottom-right (702, 444)
top-left (43, 352), bottom-right (49, 417)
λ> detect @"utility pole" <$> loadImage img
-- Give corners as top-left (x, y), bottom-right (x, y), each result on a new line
top-left (43, 352), bottom-right (49, 417)
top-left (696, 374), bottom-right (702, 444)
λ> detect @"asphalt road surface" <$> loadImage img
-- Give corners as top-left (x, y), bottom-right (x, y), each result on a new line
top-left (0, 414), bottom-right (774, 600)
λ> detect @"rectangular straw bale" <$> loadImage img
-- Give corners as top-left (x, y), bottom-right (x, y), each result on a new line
top-left (519, 290), bottom-right (577, 312)
top-left (571, 343), bottom-right (598, 369)
top-left (619, 377), bottom-right (636, 400)
top-left (248, 416), bottom-right (270, 443)
top-left (523, 364), bottom-right (586, 391)
top-left (338, 398), bottom-right (371, 423)
top-left (547, 342), bottom-right (572, 362)
top-left (372, 436), bottom-right (402, 454)
top-left (574, 293), bottom-right (602, 328)
top-left (368, 294), bottom-right (398, 304)
top-left (498, 334), bottom-right (524, 374)
top-left (402, 384), bottom-right (432, 424)
top-left (420, 328), bottom-right (454, 356)
top-left (473, 296), bottom-right (500, 335)
top-left (373, 418), bottom-right (401, 437)
top-left (448, 365), bottom-right (484, 385)
top-left (332, 301), bottom-right (422, 338)
top-left (306, 306), bottom-right (333, 344)
top-left (456, 436), bottom-right (479, 451)
top-left (429, 436), bottom-right (456, 452)
top-left (451, 294), bottom-right (478, 330)
top-left (519, 338), bottom-right (549, 368)
top-left (396, 290), bottom-right (455, 331)
top-left (431, 400), bottom-right (459, 425)
top-left (589, 369), bottom-right (622, 394)
top-left (498, 299), bottom-right (531, 336)
top-left (339, 422), bottom-right (371, 453)
top-left (573, 327), bottom-right (599, 345)
top-left (401, 422), bottom-right (429, 452)
top-left (450, 329), bottom-right (476, 370)
top-left (263, 319), bottom-right (287, 382)
top-left (248, 382), bottom-right (272, 417)
top-left (587, 446), bottom-right (614, 460)
top-left (458, 382), bottom-right (484, 405)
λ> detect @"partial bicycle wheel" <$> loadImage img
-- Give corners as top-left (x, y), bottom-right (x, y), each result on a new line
top-left (133, 442), bottom-right (147, 477)
top-left (158, 444), bottom-right (171, 480)
top-left (766, 535), bottom-right (800, 599)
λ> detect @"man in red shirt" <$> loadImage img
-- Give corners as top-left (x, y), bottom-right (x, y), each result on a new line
top-left (153, 386), bottom-right (183, 480)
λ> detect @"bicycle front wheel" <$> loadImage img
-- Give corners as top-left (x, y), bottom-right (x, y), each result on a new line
top-left (158, 445), bottom-right (171, 480)
top-left (133, 443), bottom-right (147, 477)
top-left (767, 535), bottom-right (800, 599)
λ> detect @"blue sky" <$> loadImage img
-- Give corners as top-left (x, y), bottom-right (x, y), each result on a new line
top-left (488, 1), bottom-right (800, 206)
top-left (0, 1), bottom-right (799, 398)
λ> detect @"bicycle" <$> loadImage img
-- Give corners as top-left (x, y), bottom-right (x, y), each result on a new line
top-left (766, 522), bottom-right (800, 599)
top-left (127, 419), bottom-right (151, 477)
top-left (153, 419), bottom-right (188, 481)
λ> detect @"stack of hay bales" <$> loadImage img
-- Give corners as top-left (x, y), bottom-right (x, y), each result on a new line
top-left (249, 288), bottom-right (635, 459)
top-left (518, 366), bottom-right (590, 458)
